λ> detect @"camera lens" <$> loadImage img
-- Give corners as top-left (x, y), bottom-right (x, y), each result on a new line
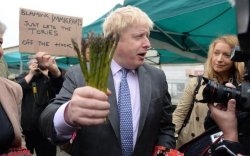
top-left (38, 64), bottom-right (47, 70)
top-left (201, 78), bottom-right (240, 104)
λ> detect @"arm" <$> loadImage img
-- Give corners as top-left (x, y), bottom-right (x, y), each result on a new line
top-left (15, 72), bottom-right (31, 93)
top-left (39, 66), bottom-right (80, 143)
top-left (39, 66), bottom-right (110, 143)
top-left (16, 61), bottom-right (37, 91)
top-left (48, 70), bottom-right (64, 94)
top-left (208, 99), bottom-right (238, 142)
top-left (24, 67), bottom-right (36, 84)
top-left (208, 99), bottom-right (248, 155)
top-left (36, 51), bottom-right (64, 93)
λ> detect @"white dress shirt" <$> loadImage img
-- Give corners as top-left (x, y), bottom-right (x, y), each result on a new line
top-left (53, 60), bottom-right (141, 147)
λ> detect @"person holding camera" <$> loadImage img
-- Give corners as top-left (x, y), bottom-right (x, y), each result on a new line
top-left (15, 51), bottom-right (64, 156)
top-left (173, 35), bottom-right (245, 148)
top-left (208, 97), bottom-right (249, 155)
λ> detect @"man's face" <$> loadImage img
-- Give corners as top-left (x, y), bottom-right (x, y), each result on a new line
top-left (28, 58), bottom-right (39, 70)
top-left (113, 24), bottom-right (151, 69)
top-left (0, 34), bottom-right (3, 58)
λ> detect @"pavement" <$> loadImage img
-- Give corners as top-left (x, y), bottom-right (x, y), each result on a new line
top-left (33, 147), bottom-right (70, 156)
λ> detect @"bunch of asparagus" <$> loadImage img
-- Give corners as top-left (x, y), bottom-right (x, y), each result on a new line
top-left (72, 33), bottom-right (118, 93)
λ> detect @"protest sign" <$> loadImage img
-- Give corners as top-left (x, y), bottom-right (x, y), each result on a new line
top-left (19, 8), bottom-right (82, 57)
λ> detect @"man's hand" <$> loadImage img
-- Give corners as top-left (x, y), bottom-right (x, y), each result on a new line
top-left (64, 86), bottom-right (110, 127)
top-left (35, 51), bottom-right (61, 77)
top-left (208, 99), bottom-right (238, 142)
top-left (24, 58), bottom-right (39, 83)
top-left (28, 59), bottom-right (39, 75)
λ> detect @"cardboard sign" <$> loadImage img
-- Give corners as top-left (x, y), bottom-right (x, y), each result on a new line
top-left (19, 8), bottom-right (82, 57)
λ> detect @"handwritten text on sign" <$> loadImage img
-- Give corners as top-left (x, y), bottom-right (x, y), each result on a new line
top-left (19, 8), bottom-right (83, 57)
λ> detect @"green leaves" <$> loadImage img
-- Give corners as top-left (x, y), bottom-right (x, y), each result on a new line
top-left (72, 33), bottom-right (118, 93)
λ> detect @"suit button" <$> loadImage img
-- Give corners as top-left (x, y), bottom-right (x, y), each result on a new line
top-left (191, 133), bottom-right (195, 137)
top-left (196, 117), bottom-right (199, 121)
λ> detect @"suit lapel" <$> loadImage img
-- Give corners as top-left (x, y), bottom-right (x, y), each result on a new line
top-left (137, 66), bottom-right (152, 138)
top-left (107, 71), bottom-right (120, 141)
top-left (107, 66), bottom-right (152, 141)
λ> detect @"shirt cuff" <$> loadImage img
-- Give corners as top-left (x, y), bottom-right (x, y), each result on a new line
top-left (53, 102), bottom-right (78, 140)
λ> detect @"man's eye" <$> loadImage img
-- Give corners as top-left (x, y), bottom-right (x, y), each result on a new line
top-left (214, 51), bottom-right (219, 55)
top-left (135, 35), bottom-right (143, 38)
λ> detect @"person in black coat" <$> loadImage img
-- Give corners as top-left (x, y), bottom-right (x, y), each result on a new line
top-left (16, 51), bottom-right (64, 156)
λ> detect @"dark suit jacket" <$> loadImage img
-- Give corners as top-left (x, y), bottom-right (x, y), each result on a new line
top-left (40, 64), bottom-right (175, 156)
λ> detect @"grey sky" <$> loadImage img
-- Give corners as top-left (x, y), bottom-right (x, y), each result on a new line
top-left (0, 0), bottom-right (123, 48)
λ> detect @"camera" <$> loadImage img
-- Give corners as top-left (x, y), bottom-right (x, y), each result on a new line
top-left (37, 63), bottom-right (47, 71)
top-left (199, 77), bottom-right (250, 111)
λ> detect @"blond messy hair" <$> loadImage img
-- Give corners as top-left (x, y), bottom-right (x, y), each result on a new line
top-left (102, 5), bottom-right (153, 37)
top-left (204, 35), bottom-right (245, 84)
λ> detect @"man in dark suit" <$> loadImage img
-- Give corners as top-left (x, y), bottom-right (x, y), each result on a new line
top-left (40, 6), bottom-right (175, 156)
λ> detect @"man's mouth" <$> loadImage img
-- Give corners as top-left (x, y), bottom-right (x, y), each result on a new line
top-left (137, 52), bottom-right (146, 57)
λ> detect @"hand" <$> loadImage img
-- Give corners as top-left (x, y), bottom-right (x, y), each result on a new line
top-left (64, 86), bottom-right (110, 127)
top-left (28, 59), bottom-right (39, 75)
top-left (35, 51), bottom-right (61, 77)
top-left (208, 99), bottom-right (238, 142)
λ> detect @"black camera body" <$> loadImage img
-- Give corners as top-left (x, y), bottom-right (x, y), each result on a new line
top-left (37, 63), bottom-right (47, 71)
top-left (200, 77), bottom-right (250, 111)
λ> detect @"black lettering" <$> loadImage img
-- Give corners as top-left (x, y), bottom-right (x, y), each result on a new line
top-left (60, 26), bottom-right (71, 31)
top-left (42, 24), bottom-right (56, 29)
top-left (52, 15), bottom-right (82, 26)
top-left (24, 21), bottom-right (39, 27)
top-left (21, 9), bottom-right (27, 15)
top-left (54, 42), bottom-right (72, 48)
top-left (44, 13), bottom-right (50, 19)
top-left (38, 41), bottom-right (50, 46)
top-left (28, 28), bottom-right (37, 34)
top-left (20, 9), bottom-right (50, 19)
top-left (22, 39), bottom-right (33, 45)
top-left (54, 30), bottom-right (58, 36)
top-left (27, 28), bottom-right (58, 36)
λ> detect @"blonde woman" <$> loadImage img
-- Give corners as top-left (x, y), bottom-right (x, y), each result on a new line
top-left (173, 35), bottom-right (244, 148)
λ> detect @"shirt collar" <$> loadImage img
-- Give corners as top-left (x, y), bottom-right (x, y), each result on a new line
top-left (111, 59), bottom-right (136, 75)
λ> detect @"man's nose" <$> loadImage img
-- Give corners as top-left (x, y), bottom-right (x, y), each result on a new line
top-left (143, 37), bottom-right (151, 49)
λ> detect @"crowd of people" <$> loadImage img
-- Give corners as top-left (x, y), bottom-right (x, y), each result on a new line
top-left (0, 5), bottom-right (249, 156)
